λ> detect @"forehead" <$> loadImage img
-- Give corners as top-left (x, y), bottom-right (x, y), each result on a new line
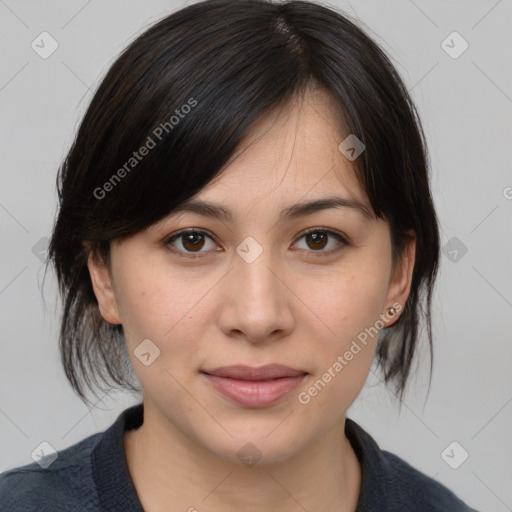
top-left (197, 88), bottom-right (369, 211)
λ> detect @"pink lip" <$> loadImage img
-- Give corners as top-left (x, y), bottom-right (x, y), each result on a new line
top-left (202, 365), bottom-right (307, 407)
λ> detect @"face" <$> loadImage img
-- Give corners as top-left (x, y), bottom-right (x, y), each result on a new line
top-left (88, 88), bottom-right (415, 465)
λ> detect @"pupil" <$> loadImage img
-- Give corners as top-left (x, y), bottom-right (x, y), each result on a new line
top-left (184, 233), bottom-right (204, 251)
top-left (308, 232), bottom-right (327, 250)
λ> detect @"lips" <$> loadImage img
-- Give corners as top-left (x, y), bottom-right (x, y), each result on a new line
top-left (203, 364), bottom-right (306, 380)
top-left (201, 364), bottom-right (308, 407)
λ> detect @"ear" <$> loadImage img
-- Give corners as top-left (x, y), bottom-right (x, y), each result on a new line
top-left (383, 232), bottom-right (416, 327)
top-left (87, 250), bottom-right (122, 325)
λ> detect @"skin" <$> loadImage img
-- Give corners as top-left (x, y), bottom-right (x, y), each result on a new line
top-left (88, 87), bottom-right (416, 512)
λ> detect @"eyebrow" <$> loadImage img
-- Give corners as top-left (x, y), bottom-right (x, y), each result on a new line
top-left (170, 196), bottom-right (374, 222)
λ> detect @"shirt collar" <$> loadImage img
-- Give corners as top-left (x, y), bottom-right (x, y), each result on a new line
top-left (92, 402), bottom-right (145, 511)
top-left (345, 417), bottom-right (390, 510)
top-left (92, 402), bottom-right (386, 512)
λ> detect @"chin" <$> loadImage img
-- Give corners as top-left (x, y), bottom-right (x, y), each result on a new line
top-left (197, 421), bottom-right (309, 467)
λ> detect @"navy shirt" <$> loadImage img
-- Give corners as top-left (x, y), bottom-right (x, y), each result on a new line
top-left (0, 403), bottom-right (479, 511)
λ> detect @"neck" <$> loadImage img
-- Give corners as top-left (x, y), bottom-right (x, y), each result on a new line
top-left (124, 400), bottom-right (361, 512)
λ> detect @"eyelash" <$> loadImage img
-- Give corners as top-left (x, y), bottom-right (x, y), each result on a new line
top-left (163, 228), bottom-right (349, 260)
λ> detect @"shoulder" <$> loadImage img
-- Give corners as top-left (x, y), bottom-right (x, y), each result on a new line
top-left (379, 449), bottom-right (479, 511)
top-left (345, 418), bottom-right (480, 512)
top-left (0, 432), bottom-right (102, 512)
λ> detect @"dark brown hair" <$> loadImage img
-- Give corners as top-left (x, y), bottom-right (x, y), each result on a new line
top-left (47, 0), bottom-right (440, 406)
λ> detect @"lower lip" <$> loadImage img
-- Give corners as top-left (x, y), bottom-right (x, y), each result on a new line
top-left (203, 373), bottom-right (307, 407)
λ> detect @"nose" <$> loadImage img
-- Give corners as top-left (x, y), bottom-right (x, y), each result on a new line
top-left (217, 241), bottom-right (295, 344)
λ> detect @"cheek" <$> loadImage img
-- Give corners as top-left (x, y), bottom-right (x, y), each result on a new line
top-left (113, 255), bottom-right (192, 336)
top-left (292, 263), bottom-right (390, 410)
top-left (113, 269), bottom-right (206, 404)
top-left (298, 261), bottom-right (390, 343)
top-left (112, 258), bottom-right (220, 371)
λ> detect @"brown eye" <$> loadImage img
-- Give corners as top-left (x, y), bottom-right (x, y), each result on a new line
top-left (293, 228), bottom-right (348, 256)
top-left (181, 232), bottom-right (206, 252)
top-left (164, 229), bottom-right (218, 258)
top-left (305, 231), bottom-right (328, 250)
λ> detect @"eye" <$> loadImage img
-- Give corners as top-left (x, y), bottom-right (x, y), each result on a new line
top-left (164, 229), bottom-right (219, 258)
top-left (292, 228), bottom-right (348, 256)
top-left (163, 227), bottom-right (348, 259)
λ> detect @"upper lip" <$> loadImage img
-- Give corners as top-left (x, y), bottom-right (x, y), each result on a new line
top-left (202, 364), bottom-right (307, 381)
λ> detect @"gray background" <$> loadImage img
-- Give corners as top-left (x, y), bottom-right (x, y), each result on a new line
top-left (1, 1), bottom-right (511, 510)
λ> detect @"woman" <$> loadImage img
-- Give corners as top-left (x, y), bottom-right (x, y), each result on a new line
top-left (0, 0), bottom-right (479, 510)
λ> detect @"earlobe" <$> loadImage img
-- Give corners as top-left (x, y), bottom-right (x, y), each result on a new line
top-left (87, 251), bottom-right (122, 325)
top-left (384, 233), bottom-right (416, 327)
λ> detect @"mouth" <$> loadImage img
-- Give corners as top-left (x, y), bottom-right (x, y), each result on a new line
top-left (201, 364), bottom-right (308, 408)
